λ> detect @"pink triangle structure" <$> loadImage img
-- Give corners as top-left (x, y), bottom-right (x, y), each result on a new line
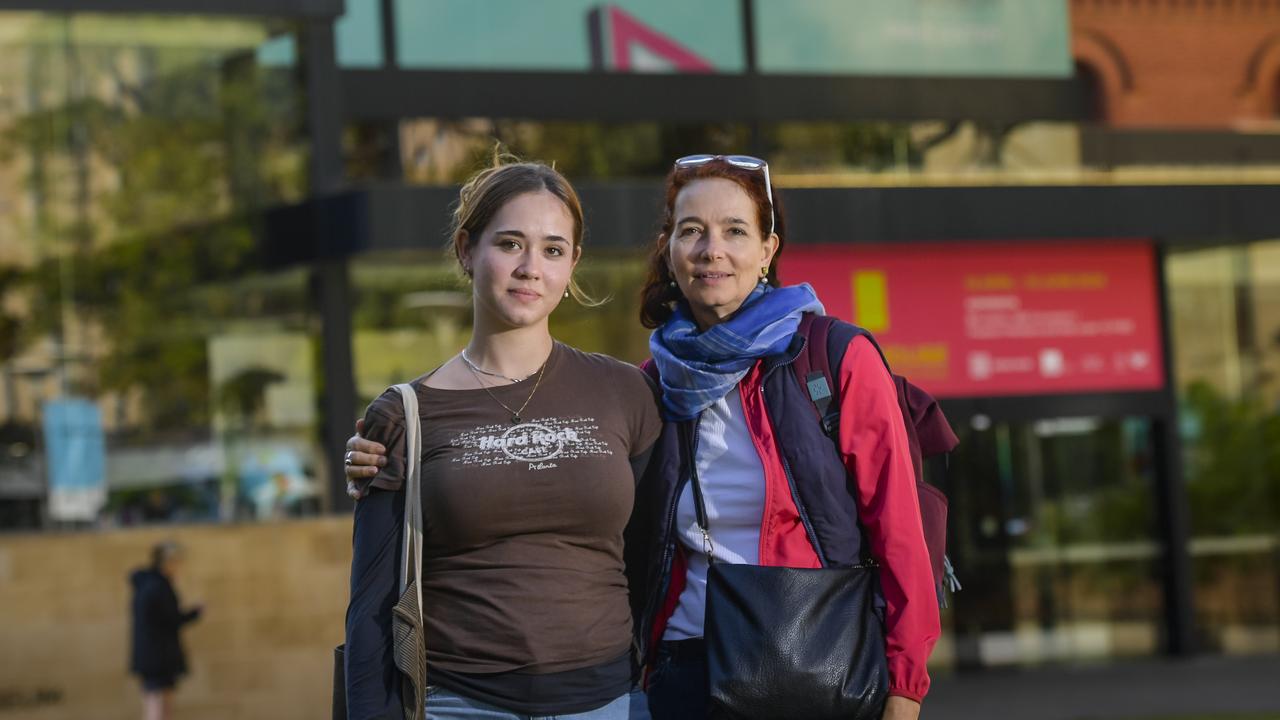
top-left (606, 5), bottom-right (714, 72)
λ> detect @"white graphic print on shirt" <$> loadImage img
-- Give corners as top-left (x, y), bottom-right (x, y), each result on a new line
top-left (450, 417), bottom-right (613, 470)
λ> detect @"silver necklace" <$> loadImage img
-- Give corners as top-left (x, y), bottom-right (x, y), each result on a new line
top-left (462, 356), bottom-right (548, 424)
top-left (459, 349), bottom-right (534, 384)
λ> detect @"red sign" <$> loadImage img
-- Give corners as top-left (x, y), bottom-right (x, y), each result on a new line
top-left (781, 241), bottom-right (1165, 398)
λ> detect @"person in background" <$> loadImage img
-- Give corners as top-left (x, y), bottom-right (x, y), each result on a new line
top-left (129, 540), bottom-right (203, 720)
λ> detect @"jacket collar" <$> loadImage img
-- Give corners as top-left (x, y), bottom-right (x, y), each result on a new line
top-left (760, 331), bottom-right (806, 376)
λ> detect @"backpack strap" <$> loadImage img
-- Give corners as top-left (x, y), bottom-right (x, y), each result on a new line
top-left (795, 314), bottom-right (832, 434)
top-left (795, 313), bottom-right (861, 440)
top-left (794, 315), bottom-right (961, 605)
top-left (640, 358), bottom-right (660, 386)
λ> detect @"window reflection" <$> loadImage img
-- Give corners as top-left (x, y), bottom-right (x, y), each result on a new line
top-left (0, 12), bottom-right (310, 529)
top-left (1168, 241), bottom-right (1280, 655)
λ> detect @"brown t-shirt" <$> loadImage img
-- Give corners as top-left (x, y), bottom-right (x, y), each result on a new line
top-left (360, 343), bottom-right (662, 676)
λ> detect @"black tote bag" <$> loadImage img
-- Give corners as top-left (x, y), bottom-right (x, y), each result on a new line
top-left (683, 425), bottom-right (888, 720)
top-left (704, 562), bottom-right (888, 719)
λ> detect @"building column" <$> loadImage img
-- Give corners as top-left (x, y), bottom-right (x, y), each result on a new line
top-left (303, 18), bottom-right (357, 513)
top-left (1153, 243), bottom-right (1196, 655)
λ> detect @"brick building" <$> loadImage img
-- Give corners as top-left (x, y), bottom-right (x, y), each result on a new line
top-left (1073, 0), bottom-right (1280, 128)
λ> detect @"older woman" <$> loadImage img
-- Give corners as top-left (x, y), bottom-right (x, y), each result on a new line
top-left (627, 155), bottom-right (938, 720)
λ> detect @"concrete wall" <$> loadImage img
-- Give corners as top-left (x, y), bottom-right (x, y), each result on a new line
top-left (0, 516), bottom-right (352, 719)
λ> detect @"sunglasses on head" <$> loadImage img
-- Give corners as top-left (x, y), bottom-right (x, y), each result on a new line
top-left (673, 154), bottom-right (775, 235)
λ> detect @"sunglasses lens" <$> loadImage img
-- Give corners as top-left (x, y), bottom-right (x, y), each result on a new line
top-left (724, 155), bottom-right (765, 169)
top-left (674, 154), bottom-right (716, 167)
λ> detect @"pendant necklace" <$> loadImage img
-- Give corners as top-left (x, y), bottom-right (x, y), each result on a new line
top-left (460, 349), bottom-right (534, 384)
top-left (462, 352), bottom-right (549, 424)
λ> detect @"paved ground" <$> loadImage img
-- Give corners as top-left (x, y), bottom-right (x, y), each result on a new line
top-left (925, 654), bottom-right (1280, 720)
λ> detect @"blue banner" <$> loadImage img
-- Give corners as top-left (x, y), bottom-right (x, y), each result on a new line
top-left (42, 397), bottom-right (107, 521)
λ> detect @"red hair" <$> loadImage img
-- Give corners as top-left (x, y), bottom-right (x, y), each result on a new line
top-left (638, 159), bottom-right (787, 328)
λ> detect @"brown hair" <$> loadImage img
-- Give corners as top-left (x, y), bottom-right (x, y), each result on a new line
top-left (449, 150), bottom-right (597, 305)
top-left (638, 158), bottom-right (787, 328)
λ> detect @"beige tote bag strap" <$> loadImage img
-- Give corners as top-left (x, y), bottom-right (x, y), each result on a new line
top-left (393, 383), bottom-right (424, 627)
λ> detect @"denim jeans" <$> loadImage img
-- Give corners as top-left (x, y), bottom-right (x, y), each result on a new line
top-left (425, 685), bottom-right (638, 720)
top-left (644, 639), bottom-right (710, 720)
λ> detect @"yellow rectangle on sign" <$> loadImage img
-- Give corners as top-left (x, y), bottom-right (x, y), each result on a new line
top-left (853, 270), bottom-right (889, 332)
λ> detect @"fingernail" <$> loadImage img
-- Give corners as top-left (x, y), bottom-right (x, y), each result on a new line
top-left (378, 458), bottom-right (387, 466)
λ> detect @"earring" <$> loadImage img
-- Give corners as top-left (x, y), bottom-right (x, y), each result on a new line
top-left (761, 267), bottom-right (769, 277)
top-left (669, 280), bottom-right (677, 288)
top-left (563, 290), bottom-right (569, 299)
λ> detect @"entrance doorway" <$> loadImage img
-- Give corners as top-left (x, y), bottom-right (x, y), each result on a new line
top-left (941, 414), bottom-right (1165, 668)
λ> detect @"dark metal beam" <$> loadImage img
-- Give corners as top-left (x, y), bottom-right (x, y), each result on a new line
top-left (781, 184), bottom-right (1280, 245)
top-left (262, 183), bottom-right (1280, 267)
top-left (939, 391), bottom-right (1169, 423)
top-left (1151, 244), bottom-right (1197, 656)
top-left (378, 0), bottom-right (396, 68)
top-left (0, 0), bottom-right (342, 16)
top-left (301, 18), bottom-right (358, 514)
top-left (1082, 127), bottom-right (1280, 166)
top-left (339, 69), bottom-right (1084, 124)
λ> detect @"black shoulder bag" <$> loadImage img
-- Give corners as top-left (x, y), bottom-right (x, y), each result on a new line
top-left (687, 424), bottom-right (890, 720)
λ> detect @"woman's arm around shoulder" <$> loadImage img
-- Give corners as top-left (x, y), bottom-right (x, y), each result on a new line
top-left (348, 388), bottom-right (413, 497)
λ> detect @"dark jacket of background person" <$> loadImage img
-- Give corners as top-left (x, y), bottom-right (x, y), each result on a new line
top-left (129, 568), bottom-right (201, 680)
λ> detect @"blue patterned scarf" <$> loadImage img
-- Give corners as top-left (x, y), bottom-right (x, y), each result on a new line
top-left (650, 283), bottom-right (825, 421)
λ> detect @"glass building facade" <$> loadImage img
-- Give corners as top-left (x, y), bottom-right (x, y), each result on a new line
top-left (0, 6), bottom-right (1277, 715)
top-left (0, 11), bottom-right (315, 528)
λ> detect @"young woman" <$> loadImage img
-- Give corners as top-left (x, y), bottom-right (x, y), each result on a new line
top-left (348, 155), bottom-right (941, 720)
top-left (343, 158), bottom-right (662, 720)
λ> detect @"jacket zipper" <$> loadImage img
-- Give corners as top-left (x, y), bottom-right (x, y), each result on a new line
top-left (759, 361), bottom-right (831, 568)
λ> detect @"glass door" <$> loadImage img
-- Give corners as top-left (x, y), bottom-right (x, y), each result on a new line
top-left (941, 415), bottom-right (1165, 668)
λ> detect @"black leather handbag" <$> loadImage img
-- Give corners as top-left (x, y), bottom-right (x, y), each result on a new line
top-left (686, 430), bottom-right (889, 720)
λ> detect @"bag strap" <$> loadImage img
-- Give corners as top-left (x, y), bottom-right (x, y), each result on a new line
top-left (679, 315), bottom-right (838, 564)
top-left (680, 421), bottom-right (717, 563)
top-left (393, 383), bottom-right (424, 627)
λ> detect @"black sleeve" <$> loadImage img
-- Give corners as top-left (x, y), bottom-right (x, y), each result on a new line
top-left (345, 486), bottom-right (406, 720)
top-left (623, 440), bottom-right (659, 654)
top-left (628, 444), bottom-right (655, 488)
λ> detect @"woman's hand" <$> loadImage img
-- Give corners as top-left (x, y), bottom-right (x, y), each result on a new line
top-left (344, 418), bottom-right (388, 499)
top-left (882, 696), bottom-right (921, 720)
